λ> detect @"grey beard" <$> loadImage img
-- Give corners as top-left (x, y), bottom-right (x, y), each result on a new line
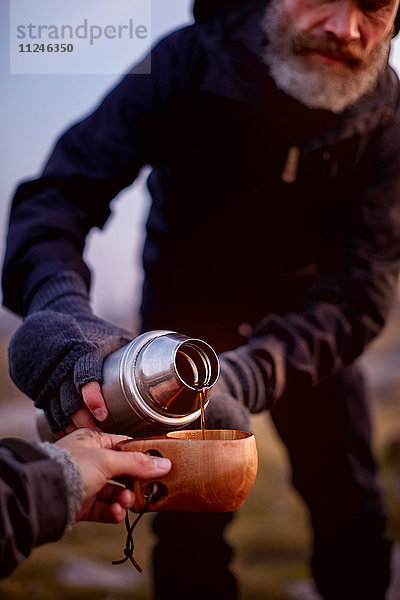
top-left (262, 0), bottom-right (391, 113)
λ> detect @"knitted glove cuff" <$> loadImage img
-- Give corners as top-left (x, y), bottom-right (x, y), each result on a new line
top-left (27, 271), bottom-right (91, 315)
top-left (38, 442), bottom-right (84, 526)
top-left (219, 345), bottom-right (275, 412)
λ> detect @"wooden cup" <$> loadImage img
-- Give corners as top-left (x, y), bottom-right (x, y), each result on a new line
top-left (117, 429), bottom-right (258, 512)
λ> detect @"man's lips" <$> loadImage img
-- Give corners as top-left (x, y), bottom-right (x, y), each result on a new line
top-left (304, 49), bottom-right (359, 66)
top-left (293, 35), bottom-right (363, 67)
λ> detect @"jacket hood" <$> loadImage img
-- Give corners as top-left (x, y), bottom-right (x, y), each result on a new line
top-left (193, 0), bottom-right (247, 21)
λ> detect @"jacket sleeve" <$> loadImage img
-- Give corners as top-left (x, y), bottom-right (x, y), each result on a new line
top-left (261, 120), bottom-right (400, 403)
top-left (0, 439), bottom-right (68, 579)
top-left (220, 114), bottom-right (400, 410)
top-left (2, 31), bottom-right (188, 317)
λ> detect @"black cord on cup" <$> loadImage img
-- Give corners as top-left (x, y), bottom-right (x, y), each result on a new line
top-left (112, 482), bottom-right (158, 572)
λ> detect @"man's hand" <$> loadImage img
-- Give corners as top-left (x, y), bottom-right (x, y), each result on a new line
top-left (56, 429), bottom-right (172, 523)
top-left (9, 272), bottom-right (133, 434)
top-left (64, 381), bottom-right (109, 434)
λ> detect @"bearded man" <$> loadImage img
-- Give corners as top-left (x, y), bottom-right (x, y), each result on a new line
top-left (3, 0), bottom-right (400, 598)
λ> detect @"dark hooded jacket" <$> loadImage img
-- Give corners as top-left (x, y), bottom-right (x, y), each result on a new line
top-left (3, 0), bottom-right (400, 399)
top-left (0, 439), bottom-right (67, 578)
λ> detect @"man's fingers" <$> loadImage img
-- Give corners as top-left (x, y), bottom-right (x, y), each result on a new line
top-left (54, 429), bottom-right (67, 439)
top-left (82, 381), bottom-right (108, 422)
top-left (64, 422), bottom-right (77, 434)
top-left (70, 407), bottom-right (101, 430)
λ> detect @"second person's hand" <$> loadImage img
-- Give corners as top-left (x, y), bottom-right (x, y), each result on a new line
top-left (56, 428), bottom-right (172, 523)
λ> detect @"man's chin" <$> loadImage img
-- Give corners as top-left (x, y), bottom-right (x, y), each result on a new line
top-left (269, 55), bottom-right (373, 112)
top-left (267, 53), bottom-right (384, 112)
top-left (271, 70), bottom-right (352, 112)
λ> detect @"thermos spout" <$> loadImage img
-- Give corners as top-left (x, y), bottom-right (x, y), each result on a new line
top-left (135, 333), bottom-right (218, 416)
top-left (99, 330), bottom-right (219, 436)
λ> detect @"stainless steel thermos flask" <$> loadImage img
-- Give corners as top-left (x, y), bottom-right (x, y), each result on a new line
top-left (100, 330), bottom-right (219, 436)
top-left (37, 330), bottom-right (219, 440)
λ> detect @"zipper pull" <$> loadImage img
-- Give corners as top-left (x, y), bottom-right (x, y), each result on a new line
top-left (281, 146), bottom-right (300, 183)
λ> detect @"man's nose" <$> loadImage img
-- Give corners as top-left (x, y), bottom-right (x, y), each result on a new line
top-left (323, 0), bottom-right (361, 42)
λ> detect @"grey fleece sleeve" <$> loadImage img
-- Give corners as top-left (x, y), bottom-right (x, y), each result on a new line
top-left (38, 442), bottom-right (84, 526)
top-left (0, 440), bottom-right (69, 579)
top-left (0, 439), bottom-right (85, 580)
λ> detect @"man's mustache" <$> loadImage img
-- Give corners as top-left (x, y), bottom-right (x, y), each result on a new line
top-left (292, 33), bottom-right (365, 66)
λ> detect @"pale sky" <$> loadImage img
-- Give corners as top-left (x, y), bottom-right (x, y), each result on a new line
top-left (1, 0), bottom-right (192, 330)
top-left (1, 0), bottom-right (400, 331)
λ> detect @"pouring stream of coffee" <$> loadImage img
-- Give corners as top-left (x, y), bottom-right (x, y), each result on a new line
top-left (199, 388), bottom-right (206, 440)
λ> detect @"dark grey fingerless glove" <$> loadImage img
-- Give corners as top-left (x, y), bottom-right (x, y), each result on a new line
top-left (9, 271), bottom-right (133, 431)
top-left (215, 335), bottom-right (286, 413)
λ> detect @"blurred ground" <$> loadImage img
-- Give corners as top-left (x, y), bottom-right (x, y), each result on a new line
top-left (0, 303), bottom-right (399, 599)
